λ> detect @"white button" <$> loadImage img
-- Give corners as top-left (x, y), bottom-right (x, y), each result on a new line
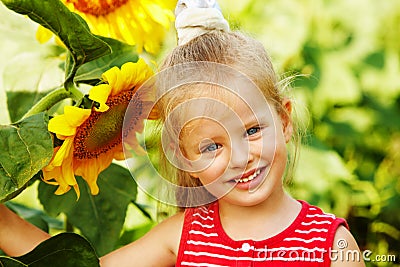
top-left (241, 242), bottom-right (251, 252)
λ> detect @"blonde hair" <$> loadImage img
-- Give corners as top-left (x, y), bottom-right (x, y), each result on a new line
top-left (155, 30), bottom-right (300, 208)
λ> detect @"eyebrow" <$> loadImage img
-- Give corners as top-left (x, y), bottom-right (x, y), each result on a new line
top-left (184, 123), bottom-right (223, 151)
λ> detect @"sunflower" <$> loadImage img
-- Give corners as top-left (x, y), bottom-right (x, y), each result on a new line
top-left (42, 59), bottom-right (156, 197)
top-left (37, 0), bottom-right (176, 54)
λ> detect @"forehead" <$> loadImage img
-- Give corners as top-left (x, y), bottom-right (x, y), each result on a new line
top-left (156, 61), bottom-right (270, 109)
top-left (177, 83), bottom-right (270, 122)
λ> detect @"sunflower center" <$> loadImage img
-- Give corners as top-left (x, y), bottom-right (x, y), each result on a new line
top-left (74, 90), bottom-right (141, 159)
top-left (66, 0), bottom-right (129, 16)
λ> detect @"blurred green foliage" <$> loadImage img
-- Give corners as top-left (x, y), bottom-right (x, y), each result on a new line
top-left (219, 0), bottom-right (400, 265)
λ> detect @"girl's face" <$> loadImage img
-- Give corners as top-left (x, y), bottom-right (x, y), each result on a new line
top-left (178, 90), bottom-right (293, 207)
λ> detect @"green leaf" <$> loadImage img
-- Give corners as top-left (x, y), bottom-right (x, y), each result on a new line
top-left (0, 113), bottom-right (53, 202)
top-left (6, 92), bottom-right (48, 123)
top-left (37, 181), bottom-right (78, 218)
top-left (1, 233), bottom-right (99, 267)
top-left (0, 257), bottom-right (26, 267)
top-left (68, 164), bottom-right (137, 256)
top-left (39, 164), bottom-right (138, 256)
top-left (132, 202), bottom-right (153, 221)
top-left (74, 37), bottom-right (139, 85)
top-left (117, 222), bottom-right (155, 248)
top-left (1, 0), bottom-right (111, 85)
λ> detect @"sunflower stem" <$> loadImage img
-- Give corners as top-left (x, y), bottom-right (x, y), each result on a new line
top-left (21, 88), bottom-right (73, 120)
top-left (66, 82), bottom-right (84, 100)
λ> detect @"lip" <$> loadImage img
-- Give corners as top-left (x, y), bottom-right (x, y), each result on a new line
top-left (232, 168), bottom-right (258, 181)
top-left (228, 166), bottom-right (268, 190)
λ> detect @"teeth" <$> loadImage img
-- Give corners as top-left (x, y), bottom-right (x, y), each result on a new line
top-left (235, 169), bottom-right (261, 183)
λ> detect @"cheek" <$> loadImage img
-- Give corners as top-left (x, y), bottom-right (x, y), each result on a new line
top-left (259, 131), bottom-right (277, 159)
top-left (197, 156), bottom-right (228, 184)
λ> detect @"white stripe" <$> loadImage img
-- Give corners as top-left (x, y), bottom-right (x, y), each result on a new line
top-left (181, 262), bottom-right (228, 267)
top-left (184, 251), bottom-right (323, 262)
top-left (188, 230), bottom-right (218, 237)
top-left (192, 221), bottom-right (214, 229)
top-left (198, 207), bottom-right (215, 214)
top-left (306, 214), bottom-right (335, 219)
top-left (187, 240), bottom-right (239, 251)
top-left (309, 207), bottom-right (317, 211)
top-left (193, 213), bottom-right (214, 221)
top-left (284, 237), bottom-right (326, 243)
top-left (301, 220), bottom-right (332, 226)
top-left (295, 228), bottom-right (328, 234)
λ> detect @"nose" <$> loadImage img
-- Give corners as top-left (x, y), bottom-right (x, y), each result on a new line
top-left (229, 140), bottom-right (254, 169)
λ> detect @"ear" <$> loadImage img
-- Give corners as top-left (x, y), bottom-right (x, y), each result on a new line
top-left (280, 99), bottom-right (293, 143)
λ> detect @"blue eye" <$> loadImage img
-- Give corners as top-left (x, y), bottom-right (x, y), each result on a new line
top-left (246, 127), bottom-right (260, 136)
top-left (202, 143), bottom-right (220, 153)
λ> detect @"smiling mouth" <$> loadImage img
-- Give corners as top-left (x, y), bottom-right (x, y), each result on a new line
top-left (234, 169), bottom-right (261, 183)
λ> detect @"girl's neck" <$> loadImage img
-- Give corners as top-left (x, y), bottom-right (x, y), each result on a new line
top-left (217, 189), bottom-right (301, 241)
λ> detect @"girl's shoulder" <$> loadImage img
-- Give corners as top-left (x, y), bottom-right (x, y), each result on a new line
top-left (156, 211), bottom-right (185, 250)
top-left (100, 211), bottom-right (185, 266)
top-left (299, 200), bottom-right (348, 228)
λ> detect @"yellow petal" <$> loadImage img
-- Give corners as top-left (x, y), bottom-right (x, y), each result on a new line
top-left (145, 3), bottom-right (173, 29)
top-left (120, 59), bottom-right (153, 92)
top-left (55, 185), bottom-right (71, 195)
top-left (48, 137), bottom-right (74, 167)
top-left (60, 139), bottom-right (77, 186)
top-left (75, 152), bottom-right (114, 195)
top-left (64, 106), bottom-right (91, 127)
top-left (43, 146), bottom-right (60, 172)
top-left (48, 106), bottom-right (91, 136)
top-left (102, 66), bottom-right (125, 95)
top-left (36, 26), bottom-right (53, 44)
top-left (55, 36), bottom-right (66, 48)
top-left (55, 133), bottom-right (68, 140)
top-left (42, 164), bottom-right (61, 181)
top-left (102, 66), bottom-right (118, 84)
top-left (89, 84), bottom-right (112, 112)
top-left (136, 58), bottom-right (154, 83)
top-left (48, 115), bottom-right (76, 136)
top-left (42, 165), bottom-right (72, 195)
top-left (72, 184), bottom-right (81, 199)
top-left (120, 62), bottom-right (137, 89)
top-left (42, 180), bottom-right (59, 186)
top-left (113, 146), bottom-right (126, 160)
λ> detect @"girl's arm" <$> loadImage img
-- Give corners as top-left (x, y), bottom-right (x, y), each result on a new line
top-left (0, 204), bottom-right (51, 256)
top-left (331, 226), bottom-right (366, 267)
top-left (1, 203), bottom-right (183, 266)
top-left (100, 211), bottom-right (184, 267)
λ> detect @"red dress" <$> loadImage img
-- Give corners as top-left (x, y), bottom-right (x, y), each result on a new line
top-left (176, 200), bottom-right (348, 267)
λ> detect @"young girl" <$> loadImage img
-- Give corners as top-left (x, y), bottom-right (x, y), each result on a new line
top-left (0, 0), bottom-right (365, 266)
